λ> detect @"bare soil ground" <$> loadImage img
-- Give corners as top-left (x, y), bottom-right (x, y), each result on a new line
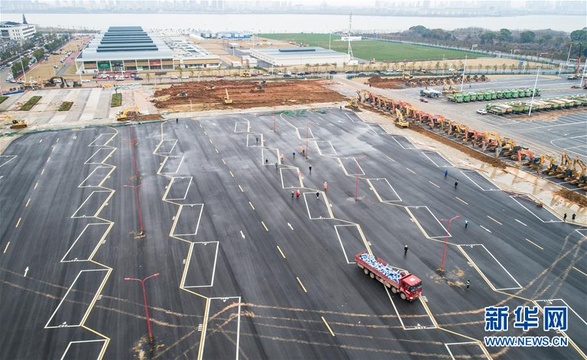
top-left (152, 79), bottom-right (346, 111)
top-left (367, 76), bottom-right (406, 89)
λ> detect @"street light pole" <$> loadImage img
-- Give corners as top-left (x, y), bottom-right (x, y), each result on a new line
top-left (439, 214), bottom-right (460, 273)
top-left (528, 67), bottom-right (540, 116)
top-left (124, 272), bottom-right (160, 345)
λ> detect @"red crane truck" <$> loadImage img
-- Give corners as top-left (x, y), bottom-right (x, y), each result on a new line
top-left (355, 251), bottom-right (422, 301)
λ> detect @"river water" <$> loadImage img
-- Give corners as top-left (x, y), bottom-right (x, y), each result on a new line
top-left (2, 13), bottom-right (585, 33)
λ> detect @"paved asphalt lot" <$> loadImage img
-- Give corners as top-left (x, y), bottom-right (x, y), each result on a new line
top-left (341, 75), bottom-right (587, 164)
top-left (0, 108), bottom-right (585, 359)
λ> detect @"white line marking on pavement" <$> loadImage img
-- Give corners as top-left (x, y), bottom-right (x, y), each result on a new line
top-left (3, 242), bottom-right (10, 254)
top-left (515, 219), bottom-right (527, 226)
top-left (480, 225), bottom-right (492, 233)
top-left (455, 196), bottom-right (468, 205)
top-left (296, 277), bottom-right (308, 293)
top-left (525, 238), bottom-right (543, 250)
top-left (277, 246), bottom-right (286, 258)
top-left (288, 222), bottom-right (294, 230)
top-left (487, 215), bottom-right (502, 225)
top-left (321, 316), bottom-right (335, 336)
top-left (261, 221), bottom-right (268, 231)
top-left (429, 181), bottom-right (439, 188)
top-left (24, 266), bottom-right (29, 277)
top-left (249, 201), bottom-right (255, 210)
top-left (406, 167), bottom-right (416, 174)
top-left (240, 231), bottom-right (245, 239)
top-left (573, 267), bottom-right (587, 277)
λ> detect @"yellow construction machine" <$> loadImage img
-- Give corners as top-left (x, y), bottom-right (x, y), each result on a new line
top-left (116, 105), bottom-right (140, 121)
top-left (565, 157), bottom-right (586, 184)
top-left (2, 114), bottom-right (27, 129)
top-left (527, 154), bottom-right (545, 171)
top-left (542, 156), bottom-right (557, 175)
top-left (394, 108), bottom-right (410, 128)
top-left (223, 89), bottom-right (233, 104)
top-left (10, 119), bottom-right (28, 129)
top-left (346, 91), bottom-right (362, 110)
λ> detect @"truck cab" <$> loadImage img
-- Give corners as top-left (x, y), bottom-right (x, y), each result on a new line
top-left (399, 274), bottom-right (423, 301)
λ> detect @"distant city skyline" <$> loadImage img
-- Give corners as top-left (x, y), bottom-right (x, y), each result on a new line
top-left (2, 0), bottom-right (584, 15)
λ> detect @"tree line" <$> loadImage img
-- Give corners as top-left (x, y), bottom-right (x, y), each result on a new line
top-left (380, 26), bottom-right (587, 62)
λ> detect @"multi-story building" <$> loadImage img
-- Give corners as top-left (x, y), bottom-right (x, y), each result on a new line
top-left (0, 21), bottom-right (36, 42)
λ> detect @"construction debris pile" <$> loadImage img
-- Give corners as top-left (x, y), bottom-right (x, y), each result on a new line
top-left (357, 90), bottom-right (587, 196)
top-left (152, 79), bottom-right (346, 111)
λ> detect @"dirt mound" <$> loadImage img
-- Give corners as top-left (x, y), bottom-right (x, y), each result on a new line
top-left (367, 76), bottom-right (405, 89)
top-left (556, 188), bottom-right (587, 207)
top-left (152, 79), bottom-right (346, 111)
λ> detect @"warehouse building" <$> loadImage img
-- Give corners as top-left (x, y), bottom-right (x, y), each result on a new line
top-left (74, 26), bottom-right (220, 74)
top-left (249, 47), bottom-right (349, 67)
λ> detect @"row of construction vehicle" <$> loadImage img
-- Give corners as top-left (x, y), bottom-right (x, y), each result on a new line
top-left (447, 88), bottom-right (541, 103)
top-left (486, 94), bottom-right (587, 115)
top-left (404, 73), bottom-right (488, 88)
top-left (425, 113), bottom-right (587, 191)
top-left (356, 89), bottom-right (587, 192)
top-left (357, 90), bottom-right (414, 128)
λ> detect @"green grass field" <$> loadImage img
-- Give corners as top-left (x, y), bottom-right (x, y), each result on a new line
top-left (258, 33), bottom-right (480, 62)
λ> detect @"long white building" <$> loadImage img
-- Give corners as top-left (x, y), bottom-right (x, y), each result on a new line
top-left (250, 47), bottom-right (350, 67)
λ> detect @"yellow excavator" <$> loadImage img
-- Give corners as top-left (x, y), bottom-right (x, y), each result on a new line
top-left (549, 152), bottom-right (571, 178)
top-left (393, 108), bottom-right (409, 128)
top-left (346, 97), bottom-right (359, 110)
top-left (2, 115), bottom-right (27, 129)
top-left (565, 157), bottom-right (586, 185)
top-left (527, 154), bottom-right (545, 172)
top-left (223, 89), bottom-right (233, 104)
top-left (116, 105), bottom-right (140, 121)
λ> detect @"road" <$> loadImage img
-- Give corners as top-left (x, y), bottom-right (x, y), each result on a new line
top-left (1, 109), bottom-right (585, 359)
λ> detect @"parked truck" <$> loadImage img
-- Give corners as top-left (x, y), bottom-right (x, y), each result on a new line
top-left (355, 251), bottom-right (422, 301)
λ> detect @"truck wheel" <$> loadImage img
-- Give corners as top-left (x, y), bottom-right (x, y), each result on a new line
top-left (391, 287), bottom-right (397, 294)
top-left (363, 269), bottom-right (369, 275)
top-left (369, 272), bottom-right (375, 279)
top-left (400, 292), bottom-right (407, 300)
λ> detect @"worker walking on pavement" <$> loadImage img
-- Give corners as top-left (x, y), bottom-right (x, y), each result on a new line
top-left (563, 213), bottom-right (567, 222)
top-left (295, 189), bottom-right (300, 199)
top-left (316, 192), bottom-right (320, 200)
top-left (465, 220), bottom-right (468, 229)
top-left (404, 244), bottom-right (408, 256)
top-left (291, 191), bottom-right (294, 199)
top-left (454, 180), bottom-right (459, 189)
top-left (309, 165), bottom-right (312, 174)
top-left (466, 280), bottom-right (470, 290)
top-left (323, 181), bottom-right (328, 192)
top-left (444, 170), bottom-right (448, 178)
